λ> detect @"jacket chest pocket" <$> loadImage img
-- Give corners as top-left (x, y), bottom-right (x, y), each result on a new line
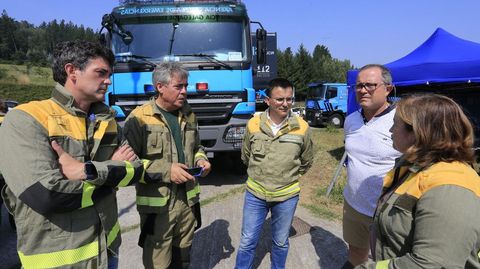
top-left (48, 116), bottom-right (86, 158)
top-left (381, 194), bottom-right (417, 245)
top-left (278, 135), bottom-right (302, 156)
top-left (251, 137), bottom-right (270, 160)
top-left (145, 125), bottom-right (165, 157)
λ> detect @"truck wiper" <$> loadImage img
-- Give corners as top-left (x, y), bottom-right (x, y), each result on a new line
top-left (115, 53), bottom-right (157, 68)
top-left (175, 53), bottom-right (233, 70)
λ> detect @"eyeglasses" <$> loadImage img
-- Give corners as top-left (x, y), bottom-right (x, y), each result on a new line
top-left (269, 97), bottom-right (295, 105)
top-left (355, 82), bottom-right (387, 91)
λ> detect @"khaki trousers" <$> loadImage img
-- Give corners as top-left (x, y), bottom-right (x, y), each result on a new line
top-left (140, 193), bottom-right (196, 269)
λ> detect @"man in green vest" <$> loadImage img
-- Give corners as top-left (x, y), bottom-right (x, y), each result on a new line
top-left (0, 40), bottom-right (151, 268)
top-left (123, 62), bottom-right (211, 269)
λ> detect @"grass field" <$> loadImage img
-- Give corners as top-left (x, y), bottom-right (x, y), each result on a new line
top-left (0, 63), bottom-right (348, 221)
top-left (0, 64), bottom-right (54, 104)
top-left (300, 126), bottom-right (346, 221)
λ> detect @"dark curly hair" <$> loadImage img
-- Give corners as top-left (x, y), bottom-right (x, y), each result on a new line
top-left (52, 40), bottom-right (114, 85)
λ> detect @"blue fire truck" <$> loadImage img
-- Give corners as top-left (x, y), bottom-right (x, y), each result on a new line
top-left (100, 0), bottom-right (267, 161)
top-left (305, 82), bottom-right (348, 128)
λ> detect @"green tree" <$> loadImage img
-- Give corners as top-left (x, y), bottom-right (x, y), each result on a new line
top-left (291, 44), bottom-right (313, 100)
top-left (277, 47), bottom-right (295, 79)
top-left (0, 13), bottom-right (98, 65)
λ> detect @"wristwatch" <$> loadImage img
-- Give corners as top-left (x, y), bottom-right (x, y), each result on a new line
top-left (84, 161), bottom-right (98, 180)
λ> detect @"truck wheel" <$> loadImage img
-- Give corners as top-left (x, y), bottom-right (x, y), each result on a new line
top-left (328, 114), bottom-right (344, 128)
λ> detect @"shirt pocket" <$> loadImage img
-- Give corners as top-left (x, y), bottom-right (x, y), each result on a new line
top-left (145, 125), bottom-right (164, 157)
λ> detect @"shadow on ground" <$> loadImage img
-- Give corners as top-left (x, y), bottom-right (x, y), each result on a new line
top-left (199, 154), bottom-right (247, 187)
top-left (328, 146), bottom-right (345, 161)
top-left (251, 217), bottom-right (347, 269)
top-left (191, 219), bottom-right (235, 269)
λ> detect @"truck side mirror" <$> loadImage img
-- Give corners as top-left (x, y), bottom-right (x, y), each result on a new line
top-left (121, 31), bottom-right (134, 46)
top-left (256, 28), bottom-right (267, 65)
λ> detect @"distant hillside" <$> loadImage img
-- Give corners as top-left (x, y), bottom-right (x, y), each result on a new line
top-left (0, 64), bottom-right (54, 103)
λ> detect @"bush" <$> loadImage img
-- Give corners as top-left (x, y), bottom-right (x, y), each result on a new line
top-left (0, 84), bottom-right (52, 104)
top-left (0, 68), bottom-right (6, 80)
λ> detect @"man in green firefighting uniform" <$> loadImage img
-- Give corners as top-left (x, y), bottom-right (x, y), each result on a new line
top-left (0, 40), bottom-right (155, 268)
top-left (123, 62), bottom-right (211, 269)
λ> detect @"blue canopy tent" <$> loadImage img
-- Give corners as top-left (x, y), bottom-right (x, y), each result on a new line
top-left (346, 27), bottom-right (480, 114)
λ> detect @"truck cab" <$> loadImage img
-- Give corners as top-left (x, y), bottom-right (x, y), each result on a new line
top-left (100, 0), bottom-right (267, 160)
top-left (251, 32), bottom-right (277, 112)
top-left (305, 82), bottom-right (347, 128)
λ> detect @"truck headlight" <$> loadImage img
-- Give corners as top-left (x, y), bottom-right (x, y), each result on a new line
top-left (223, 126), bottom-right (246, 143)
top-left (315, 112), bottom-right (321, 117)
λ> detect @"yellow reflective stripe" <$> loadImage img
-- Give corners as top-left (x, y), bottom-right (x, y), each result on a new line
top-left (376, 260), bottom-right (390, 269)
top-left (247, 177), bottom-right (300, 197)
top-left (18, 241), bottom-right (98, 269)
top-left (194, 152), bottom-right (208, 160)
top-left (187, 184), bottom-right (200, 200)
top-left (136, 196), bottom-right (168, 207)
top-left (117, 161), bottom-right (134, 187)
top-left (81, 182), bottom-right (95, 208)
top-left (107, 221), bottom-right (120, 247)
top-left (139, 159), bottom-right (151, 184)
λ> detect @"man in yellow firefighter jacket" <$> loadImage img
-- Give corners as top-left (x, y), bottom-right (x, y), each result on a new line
top-left (0, 40), bottom-right (154, 268)
top-left (235, 78), bottom-right (314, 269)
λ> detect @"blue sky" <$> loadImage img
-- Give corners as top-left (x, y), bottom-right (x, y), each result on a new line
top-left (2, 0), bottom-right (479, 67)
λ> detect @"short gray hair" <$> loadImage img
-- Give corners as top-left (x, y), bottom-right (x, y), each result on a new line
top-left (152, 62), bottom-right (188, 85)
top-left (358, 64), bottom-right (393, 85)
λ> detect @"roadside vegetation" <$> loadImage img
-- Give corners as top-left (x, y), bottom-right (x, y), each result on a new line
top-left (0, 63), bottom-right (54, 103)
top-left (300, 126), bottom-right (346, 221)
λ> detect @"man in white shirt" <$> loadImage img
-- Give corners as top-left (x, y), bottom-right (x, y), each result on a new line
top-left (342, 64), bottom-right (401, 268)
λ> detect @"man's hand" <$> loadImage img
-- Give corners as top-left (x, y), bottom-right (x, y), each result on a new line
top-left (51, 141), bottom-right (85, 181)
top-left (170, 163), bottom-right (195, 184)
top-left (196, 159), bottom-right (212, 177)
top-left (112, 144), bottom-right (137, 161)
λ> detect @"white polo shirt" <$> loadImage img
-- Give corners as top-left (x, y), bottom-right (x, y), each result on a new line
top-left (343, 106), bottom-right (401, 217)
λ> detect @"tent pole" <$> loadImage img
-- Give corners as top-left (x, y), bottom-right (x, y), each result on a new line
top-left (326, 151), bottom-right (347, 198)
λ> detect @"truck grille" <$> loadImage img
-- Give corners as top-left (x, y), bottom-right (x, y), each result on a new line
top-left (188, 91), bottom-right (247, 125)
top-left (109, 91), bottom-right (246, 125)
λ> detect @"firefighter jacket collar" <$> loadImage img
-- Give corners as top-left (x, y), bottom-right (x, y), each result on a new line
top-left (259, 110), bottom-right (300, 137)
top-left (51, 83), bottom-right (115, 121)
top-left (147, 97), bottom-right (193, 118)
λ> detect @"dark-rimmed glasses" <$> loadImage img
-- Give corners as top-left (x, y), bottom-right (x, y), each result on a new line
top-left (355, 82), bottom-right (386, 91)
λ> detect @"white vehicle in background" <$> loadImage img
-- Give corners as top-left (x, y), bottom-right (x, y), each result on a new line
top-left (291, 107), bottom-right (305, 118)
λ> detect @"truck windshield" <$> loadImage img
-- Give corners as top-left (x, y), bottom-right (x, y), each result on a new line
top-left (111, 21), bottom-right (247, 63)
top-left (307, 85), bottom-right (327, 99)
